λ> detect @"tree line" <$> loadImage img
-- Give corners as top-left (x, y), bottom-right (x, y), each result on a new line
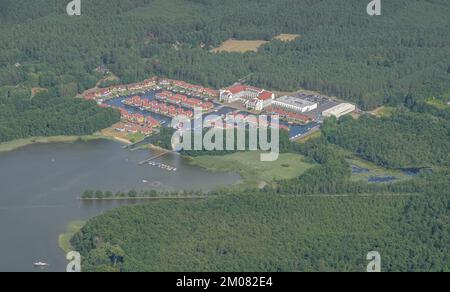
top-left (0, 0), bottom-right (449, 110)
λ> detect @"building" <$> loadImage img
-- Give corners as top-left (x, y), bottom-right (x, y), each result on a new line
top-left (272, 96), bottom-right (318, 113)
top-left (219, 84), bottom-right (274, 111)
top-left (267, 107), bottom-right (312, 124)
top-left (322, 103), bottom-right (356, 118)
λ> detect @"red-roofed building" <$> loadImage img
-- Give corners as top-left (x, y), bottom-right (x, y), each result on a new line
top-left (182, 98), bottom-right (202, 109)
top-left (220, 84), bottom-right (274, 111)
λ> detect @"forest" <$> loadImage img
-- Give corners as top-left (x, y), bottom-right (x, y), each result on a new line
top-left (321, 111), bottom-right (450, 168)
top-left (72, 190), bottom-right (449, 272)
top-left (0, 88), bottom-right (120, 142)
top-left (0, 0), bottom-right (449, 110)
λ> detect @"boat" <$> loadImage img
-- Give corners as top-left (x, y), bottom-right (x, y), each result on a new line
top-left (33, 262), bottom-right (49, 268)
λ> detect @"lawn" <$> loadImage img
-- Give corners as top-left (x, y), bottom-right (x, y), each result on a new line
top-left (189, 151), bottom-right (314, 188)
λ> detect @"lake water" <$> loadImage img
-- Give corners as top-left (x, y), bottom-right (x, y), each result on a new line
top-left (0, 139), bottom-right (241, 272)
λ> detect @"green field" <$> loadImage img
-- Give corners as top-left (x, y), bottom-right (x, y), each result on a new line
top-left (188, 151), bottom-right (314, 188)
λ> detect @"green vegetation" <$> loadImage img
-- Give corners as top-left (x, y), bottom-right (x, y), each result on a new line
top-left (0, 135), bottom-right (108, 153)
top-left (189, 151), bottom-right (314, 188)
top-left (1, 0), bottom-right (450, 110)
top-left (59, 220), bottom-right (86, 254)
top-left (322, 111), bottom-right (450, 168)
top-left (72, 192), bottom-right (449, 272)
top-left (346, 158), bottom-right (409, 183)
top-left (0, 90), bottom-right (120, 143)
top-left (126, 132), bottom-right (146, 143)
top-left (80, 189), bottom-right (206, 200)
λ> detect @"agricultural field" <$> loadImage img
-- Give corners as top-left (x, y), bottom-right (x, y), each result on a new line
top-left (211, 39), bottom-right (269, 53)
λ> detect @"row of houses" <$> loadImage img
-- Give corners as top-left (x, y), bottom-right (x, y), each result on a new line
top-left (219, 112), bottom-right (289, 131)
top-left (114, 122), bottom-right (154, 136)
top-left (84, 77), bottom-right (219, 102)
top-left (158, 79), bottom-right (219, 99)
top-left (84, 77), bottom-right (158, 100)
top-left (155, 91), bottom-right (214, 111)
top-left (266, 107), bottom-right (312, 124)
top-left (114, 108), bottom-right (160, 136)
top-left (219, 84), bottom-right (275, 111)
top-left (122, 96), bottom-right (194, 119)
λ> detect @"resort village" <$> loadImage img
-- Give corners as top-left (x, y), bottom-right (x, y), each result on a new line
top-left (83, 77), bottom-right (356, 142)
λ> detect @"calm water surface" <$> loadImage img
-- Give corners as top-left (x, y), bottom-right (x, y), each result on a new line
top-left (0, 139), bottom-right (240, 272)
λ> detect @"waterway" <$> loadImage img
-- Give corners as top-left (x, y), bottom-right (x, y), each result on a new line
top-left (0, 139), bottom-right (241, 272)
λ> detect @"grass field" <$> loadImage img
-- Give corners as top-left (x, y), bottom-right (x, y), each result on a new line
top-left (188, 151), bottom-right (314, 188)
top-left (211, 39), bottom-right (269, 53)
top-left (274, 34), bottom-right (300, 42)
top-left (58, 220), bottom-right (86, 254)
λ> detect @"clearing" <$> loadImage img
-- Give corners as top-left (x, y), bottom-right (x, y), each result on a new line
top-left (274, 34), bottom-right (301, 42)
top-left (211, 39), bottom-right (269, 53)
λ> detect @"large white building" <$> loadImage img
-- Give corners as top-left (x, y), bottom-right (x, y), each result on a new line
top-left (272, 96), bottom-right (318, 113)
top-left (322, 103), bottom-right (356, 118)
top-left (220, 84), bottom-right (274, 111)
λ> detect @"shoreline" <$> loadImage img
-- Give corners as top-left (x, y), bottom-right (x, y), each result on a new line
top-left (0, 133), bottom-right (132, 154)
top-left (79, 196), bottom-right (208, 201)
top-left (58, 220), bottom-right (86, 254)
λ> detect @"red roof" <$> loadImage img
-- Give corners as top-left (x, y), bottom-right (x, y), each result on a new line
top-left (258, 91), bottom-right (273, 101)
top-left (228, 85), bottom-right (247, 94)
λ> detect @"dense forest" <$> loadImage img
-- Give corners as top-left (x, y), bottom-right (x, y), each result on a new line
top-left (0, 0), bottom-right (449, 110)
top-left (322, 111), bottom-right (450, 168)
top-left (0, 88), bottom-right (120, 142)
top-left (72, 190), bottom-right (449, 272)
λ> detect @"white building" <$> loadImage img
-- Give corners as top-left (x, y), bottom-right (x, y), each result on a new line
top-left (322, 103), bottom-right (356, 118)
top-left (220, 84), bottom-right (274, 111)
top-left (272, 96), bottom-right (318, 113)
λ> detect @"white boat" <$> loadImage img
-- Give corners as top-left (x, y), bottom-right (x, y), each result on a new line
top-left (34, 262), bottom-right (49, 267)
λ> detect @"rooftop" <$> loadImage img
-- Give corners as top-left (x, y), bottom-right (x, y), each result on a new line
top-left (275, 96), bottom-right (317, 107)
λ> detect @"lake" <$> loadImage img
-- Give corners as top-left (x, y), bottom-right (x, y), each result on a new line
top-left (0, 139), bottom-right (241, 272)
